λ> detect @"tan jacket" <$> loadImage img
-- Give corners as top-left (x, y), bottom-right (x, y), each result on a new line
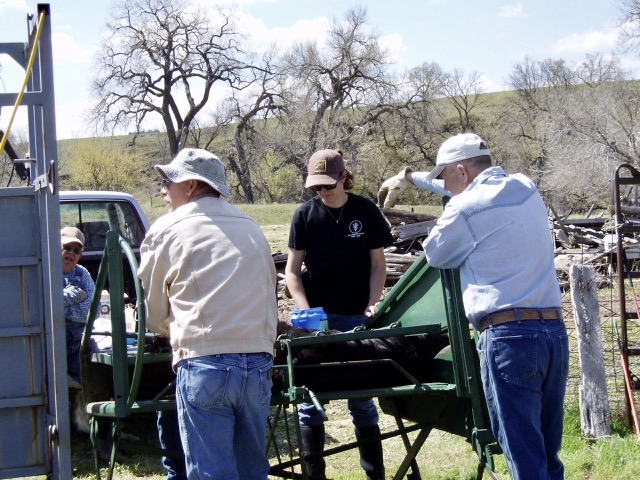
top-left (138, 197), bottom-right (278, 365)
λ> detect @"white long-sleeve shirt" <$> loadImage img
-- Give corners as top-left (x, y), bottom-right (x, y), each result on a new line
top-left (423, 167), bottom-right (561, 330)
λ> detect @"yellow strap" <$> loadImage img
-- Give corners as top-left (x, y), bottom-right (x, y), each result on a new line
top-left (0, 11), bottom-right (46, 156)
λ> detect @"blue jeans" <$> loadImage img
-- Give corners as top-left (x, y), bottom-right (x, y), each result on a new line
top-left (477, 319), bottom-right (569, 480)
top-left (157, 410), bottom-right (187, 480)
top-left (298, 313), bottom-right (379, 429)
top-left (66, 323), bottom-right (85, 382)
top-left (176, 353), bottom-right (273, 480)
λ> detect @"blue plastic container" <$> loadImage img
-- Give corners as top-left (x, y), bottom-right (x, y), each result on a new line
top-left (290, 307), bottom-right (328, 330)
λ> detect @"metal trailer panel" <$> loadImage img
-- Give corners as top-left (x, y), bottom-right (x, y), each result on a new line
top-left (0, 194), bottom-right (49, 478)
top-left (0, 4), bottom-right (72, 479)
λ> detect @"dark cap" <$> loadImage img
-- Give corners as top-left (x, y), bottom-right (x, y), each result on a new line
top-left (304, 149), bottom-right (345, 188)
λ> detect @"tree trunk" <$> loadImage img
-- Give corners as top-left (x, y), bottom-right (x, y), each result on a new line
top-left (570, 264), bottom-right (611, 437)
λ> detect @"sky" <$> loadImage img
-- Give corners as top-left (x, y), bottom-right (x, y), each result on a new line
top-left (0, 0), bottom-right (637, 140)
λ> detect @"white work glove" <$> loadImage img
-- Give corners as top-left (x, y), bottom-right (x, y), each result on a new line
top-left (377, 167), bottom-right (413, 209)
top-left (63, 284), bottom-right (87, 304)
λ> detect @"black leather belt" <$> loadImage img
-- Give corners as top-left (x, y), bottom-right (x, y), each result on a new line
top-left (479, 308), bottom-right (562, 332)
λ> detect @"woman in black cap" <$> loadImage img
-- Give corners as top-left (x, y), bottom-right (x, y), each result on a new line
top-left (285, 149), bottom-right (393, 480)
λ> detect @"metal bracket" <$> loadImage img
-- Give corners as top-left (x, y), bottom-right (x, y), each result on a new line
top-left (33, 173), bottom-right (48, 191)
top-left (33, 159), bottom-right (56, 193)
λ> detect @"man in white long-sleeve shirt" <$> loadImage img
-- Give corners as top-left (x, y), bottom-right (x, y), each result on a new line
top-left (422, 133), bottom-right (568, 480)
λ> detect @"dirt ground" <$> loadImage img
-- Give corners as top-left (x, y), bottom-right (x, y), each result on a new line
top-left (277, 282), bottom-right (296, 323)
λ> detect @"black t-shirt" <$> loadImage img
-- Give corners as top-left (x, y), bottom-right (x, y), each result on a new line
top-left (288, 193), bottom-right (393, 315)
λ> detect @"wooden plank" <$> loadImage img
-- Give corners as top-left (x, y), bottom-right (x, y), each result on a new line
top-left (385, 253), bottom-right (422, 264)
top-left (393, 220), bottom-right (438, 242)
top-left (381, 209), bottom-right (438, 224)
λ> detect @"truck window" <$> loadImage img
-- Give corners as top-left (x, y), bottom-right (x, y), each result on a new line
top-left (60, 199), bottom-right (146, 302)
top-left (60, 201), bottom-right (145, 250)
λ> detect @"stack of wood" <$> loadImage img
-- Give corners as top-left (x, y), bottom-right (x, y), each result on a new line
top-left (379, 208), bottom-right (439, 285)
top-left (272, 252), bottom-right (288, 274)
top-left (380, 208), bottom-right (439, 254)
top-left (384, 251), bottom-right (421, 283)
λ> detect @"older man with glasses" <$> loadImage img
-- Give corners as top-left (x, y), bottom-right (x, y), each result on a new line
top-left (61, 226), bottom-right (95, 388)
top-left (138, 148), bottom-right (278, 480)
top-left (422, 133), bottom-right (568, 480)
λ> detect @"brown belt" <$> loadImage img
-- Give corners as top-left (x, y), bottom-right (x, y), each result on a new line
top-left (479, 308), bottom-right (562, 332)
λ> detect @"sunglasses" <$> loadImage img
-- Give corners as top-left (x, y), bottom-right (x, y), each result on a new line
top-left (161, 178), bottom-right (172, 187)
top-left (310, 183), bottom-right (338, 192)
top-left (62, 244), bottom-right (83, 255)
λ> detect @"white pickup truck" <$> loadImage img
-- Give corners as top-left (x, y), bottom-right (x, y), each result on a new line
top-left (59, 190), bottom-right (150, 302)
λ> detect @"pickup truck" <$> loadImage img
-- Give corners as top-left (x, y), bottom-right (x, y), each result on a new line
top-left (59, 190), bottom-right (150, 302)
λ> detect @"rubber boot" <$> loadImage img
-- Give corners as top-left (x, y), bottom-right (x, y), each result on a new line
top-left (299, 424), bottom-right (327, 479)
top-left (355, 425), bottom-right (385, 480)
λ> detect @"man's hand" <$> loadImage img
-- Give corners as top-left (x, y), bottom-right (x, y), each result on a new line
top-left (377, 167), bottom-right (413, 209)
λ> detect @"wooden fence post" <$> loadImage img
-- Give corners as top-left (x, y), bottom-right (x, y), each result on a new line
top-left (569, 264), bottom-right (611, 437)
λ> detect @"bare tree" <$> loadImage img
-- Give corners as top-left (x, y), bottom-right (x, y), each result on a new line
top-left (499, 53), bottom-right (640, 211)
top-left (90, 0), bottom-right (250, 156)
top-left (182, 117), bottom-right (226, 154)
top-left (503, 56), bottom-right (577, 181)
top-left (575, 53), bottom-right (622, 86)
top-left (222, 50), bottom-right (289, 202)
top-left (366, 62), bottom-right (447, 168)
top-left (282, 6), bottom-right (397, 177)
top-left (618, 0), bottom-right (640, 53)
top-left (442, 69), bottom-right (485, 132)
top-left (0, 128), bottom-right (30, 187)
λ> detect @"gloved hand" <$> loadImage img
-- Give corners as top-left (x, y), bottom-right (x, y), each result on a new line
top-left (290, 307), bottom-right (328, 330)
top-left (377, 167), bottom-right (412, 209)
top-left (63, 284), bottom-right (87, 304)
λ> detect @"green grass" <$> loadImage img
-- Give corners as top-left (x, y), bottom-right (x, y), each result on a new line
top-left (18, 402), bottom-right (640, 479)
top-left (142, 202), bottom-right (299, 253)
top-left (560, 406), bottom-right (640, 479)
top-left (144, 201), bottom-right (301, 225)
top-left (143, 201), bottom-right (442, 225)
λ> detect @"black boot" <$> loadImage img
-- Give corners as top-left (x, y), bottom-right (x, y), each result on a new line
top-left (355, 425), bottom-right (385, 480)
top-left (299, 424), bottom-right (327, 479)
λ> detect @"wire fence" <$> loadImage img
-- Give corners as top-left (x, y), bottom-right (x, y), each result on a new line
top-left (561, 265), bottom-right (640, 422)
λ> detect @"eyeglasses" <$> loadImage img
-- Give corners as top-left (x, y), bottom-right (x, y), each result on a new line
top-left (62, 244), bottom-right (83, 255)
top-left (310, 183), bottom-right (338, 192)
top-left (161, 178), bottom-right (172, 187)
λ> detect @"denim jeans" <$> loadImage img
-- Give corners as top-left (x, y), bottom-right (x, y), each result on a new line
top-left (157, 410), bottom-right (187, 480)
top-left (477, 319), bottom-right (569, 480)
top-left (176, 353), bottom-right (273, 480)
top-left (66, 323), bottom-right (85, 382)
top-left (298, 313), bottom-right (380, 429)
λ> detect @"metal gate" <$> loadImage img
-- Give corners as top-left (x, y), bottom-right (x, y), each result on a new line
top-left (0, 4), bottom-right (72, 478)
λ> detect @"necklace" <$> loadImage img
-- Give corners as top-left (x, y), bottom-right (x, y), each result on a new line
top-left (323, 202), bottom-right (344, 223)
